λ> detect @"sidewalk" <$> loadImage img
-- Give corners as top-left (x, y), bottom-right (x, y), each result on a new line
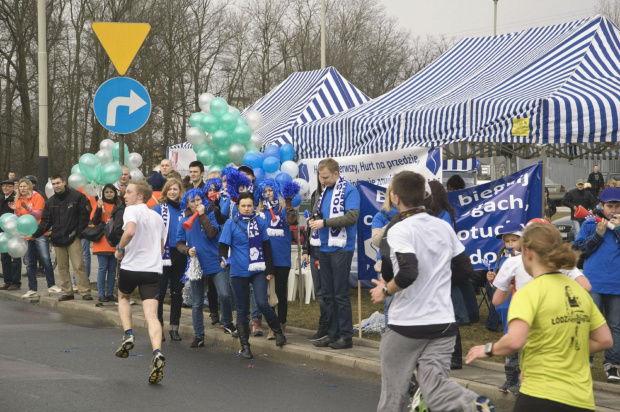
top-left (1, 284), bottom-right (618, 411)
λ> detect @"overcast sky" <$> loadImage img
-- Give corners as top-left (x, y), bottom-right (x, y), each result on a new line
top-left (381, 0), bottom-right (599, 39)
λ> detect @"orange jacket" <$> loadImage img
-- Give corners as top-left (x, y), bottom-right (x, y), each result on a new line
top-left (91, 202), bottom-right (116, 254)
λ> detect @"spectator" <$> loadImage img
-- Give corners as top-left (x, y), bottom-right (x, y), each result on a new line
top-left (160, 159), bottom-right (173, 179)
top-left (10, 178), bottom-right (58, 297)
top-left (309, 158), bottom-right (360, 350)
top-left (0, 179), bottom-right (22, 290)
top-left (370, 171), bottom-right (493, 412)
top-left (467, 223), bottom-right (612, 411)
top-left (78, 188), bottom-right (97, 284)
top-left (587, 165), bottom-right (605, 199)
top-left (562, 179), bottom-right (597, 240)
top-left (7, 171), bottom-right (16, 181)
top-left (32, 174), bottom-right (92, 301)
top-left (606, 179), bottom-right (618, 189)
top-left (114, 166), bottom-right (131, 192)
top-left (574, 187), bottom-right (620, 382)
top-left (238, 165), bottom-right (256, 193)
top-left (544, 187), bottom-right (556, 219)
top-left (147, 158), bottom-right (173, 200)
top-left (446, 175), bottom-right (466, 192)
top-left (153, 178), bottom-right (186, 341)
top-left (91, 184), bottom-right (122, 302)
top-left (185, 160), bottom-right (205, 190)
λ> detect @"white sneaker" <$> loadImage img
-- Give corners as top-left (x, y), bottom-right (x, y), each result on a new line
top-left (72, 285), bottom-right (78, 292)
top-left (21, 290), bottom-right (39, 298)
top-left (48, 285), bottom-right (62, 293)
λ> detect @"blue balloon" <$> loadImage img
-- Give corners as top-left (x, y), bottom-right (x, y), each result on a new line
top-left (243, 153), bottom-right (262, 169)
top-left (262, 157), bottom-right (280, 174)
top-left (291, 193), bottom-right (302, 207)
top-left (254, 167), bottom-right (265, 183)
top-left (275, 172), bottom-right (293, 186)
top-left (263, 145), bottom-right (281, 160)
top-left (280, 144), bottom-right (295, 162)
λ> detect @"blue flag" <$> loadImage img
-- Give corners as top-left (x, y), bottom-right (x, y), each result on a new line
top-left (356, 181), bottom-right (388, 281)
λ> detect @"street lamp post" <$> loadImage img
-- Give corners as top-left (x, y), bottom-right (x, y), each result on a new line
top-left (321, 0), bottom-right (326, 68)
top-left (37, 0), bottom-right (49, 193)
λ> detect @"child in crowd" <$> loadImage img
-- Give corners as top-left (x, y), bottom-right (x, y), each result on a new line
top-left (574, 187), bottom-right (620, 382)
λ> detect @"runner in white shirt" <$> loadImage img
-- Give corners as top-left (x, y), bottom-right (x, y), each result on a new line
top-left (114, 180), bottom-right (167, 384)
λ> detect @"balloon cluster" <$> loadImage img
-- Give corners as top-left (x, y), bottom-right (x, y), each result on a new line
top-left (0, 213), bottom-right (39, 257)
top-left (241, 143), bottom-right (309, 203)
top-left (187, 94), bottom-right (263, 175)
top-left (67, 139), bottom-right (144, 196)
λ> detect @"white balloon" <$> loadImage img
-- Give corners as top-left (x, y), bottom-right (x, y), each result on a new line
top-left (247, 133), bottom-right (263, 149)
top-left (227, 143), bottom-right (246, 163)
top-left (100, 138), bottom-right (114, 151)
top-left (205, 133), bottom-right (214, 147)
top-left (281, 160), bottom-right (299, 178)
top-left (96, 149), bottom-right (113, 165)
top-left (68, 173), bottom-right (88, 190)
top-left (3, 219), bottom-right (20, 237)
top-left (129, 152), bottom-right (143, 169)
top-left (186, 127), bottom-right (207, 146)
top-left (244, 110), bottom-right (264, 132)
top-left (45, 181), bottom-right (54, 198)
top-left (7, 236), bottom-right (28, 258)
top-left (293, 178), bottom-right (311, 200)
top-left (130, 169), bottom-right (145, 181)
top-left (84, 184), bottom-right (97, 197)
top-left (198, 93), bottom-right (215, 112)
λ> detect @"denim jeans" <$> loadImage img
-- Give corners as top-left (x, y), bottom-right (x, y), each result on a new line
top-left (25, 235), bottom-right (55, 291)
top-left (571, 219), bottom-right (581, 241)
top-left (484, 282), bottom-right (500, 330)
top-left (591, 292), bottom-right (620, 365)
top-left (190, 269), bottom-right (234, 337)
top-left (319, 250), bottom-right (354, 340)
top-left (1, 252), bottom-right (22, 286)
top-left (310, 245), bottom-right (328, 326)
top-left (231, 272), bottom-right (276, 325)
top-left (451, 281), bottom-right (480, 324)
top-left (96, 255), bottom-right (117, 297)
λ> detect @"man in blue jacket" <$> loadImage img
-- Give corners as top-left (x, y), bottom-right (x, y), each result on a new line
top-left (308, 158), bottom-right (360, 349)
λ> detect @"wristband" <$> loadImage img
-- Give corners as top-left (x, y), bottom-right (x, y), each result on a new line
top-left (116, 244), bottom-right (125, 253)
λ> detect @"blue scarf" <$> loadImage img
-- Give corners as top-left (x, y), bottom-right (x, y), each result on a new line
top-left (236, 212), bottom-right (265, 272)
top-left (161, 203), bottom-right (172, 266)
top-left (263, 199), bottom-right (284, 237)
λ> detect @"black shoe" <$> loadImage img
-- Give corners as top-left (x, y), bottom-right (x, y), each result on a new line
top-left (223, 324), bottom-right (237, 335)
top-left (210, 313), bottom-right (220, 325)
top-left (162, 331), bottom-right (166, 342)
top-left (169, 326), bottom-right (182, 341)
top-left (313, 336), bottom-right (335, 347)
top-left (190, 337), bottom-right (204, 348)
top-left (106, 295), bottom-right (117, 302)
top-left (58, 295), bottom-right (74, 302)
top-left (82, 295), bottom-right (93, 301)
top-left (236, 322), bottom-right (253, 359)
top-left (450, 360), bottom-right (463, 370)
top-left (307, 324), bottom-right (329, 341)
top-left (98, 296), bottom-right (109, 302)
top-left (328, 338), bottom-right (353, 350)
top-left (0, 284), bottom-right (10, 290)
top-left (181, 302), bottom-right (191, 308)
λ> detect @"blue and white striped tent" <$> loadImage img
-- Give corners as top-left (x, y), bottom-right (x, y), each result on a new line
top-left (291, 16), bottom-right (620, 159)
top-left (443, 158), bottom-right (480, 173)
top-left (242, 67), bottom-right (369, 148)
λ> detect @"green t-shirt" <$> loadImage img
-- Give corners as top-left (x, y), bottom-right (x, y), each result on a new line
top-left (508, 273), bottom-right (606, 410)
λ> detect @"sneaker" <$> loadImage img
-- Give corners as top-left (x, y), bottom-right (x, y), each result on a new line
top-left (190, 337), bottom-right (204, 348)
top-left (328, 338), bottom-right (353, 350)
top-left (21, 290), bottom-right (38, 298)
top-left (7, 284), bottom-right (20, 291)
top-left (313, 336), bottom-right (335, 347)
top-left (252, 319), bottom-right (263, 337)
top-left (408, 384), bottom-right (430, 412)
top-left (72, 285), bottom-right (78, 292)
top-left (115, 334), bottom-right (135, 358)
top-left (307, 324), bottom-right (328, 341)
top-left (0, 284), bottom-right (10, 290)
top-left (506, 382), bottom-right (520, 394)
top-left (106, 295), bottom-right (118, 302)
top-left (210, 312), bottom-right (220, 325)
top-left (223, 324), bottom-right (237, 335)
top-left (473, 396), bottom-right (495, 412)
top-left (148, 352), bottom-right (165, 384)
top-left (48, 285), bottom-right (62, 293)
top-left (98, 296), bottom-right (109, 302)
top-left (605, 363), bottom-right (620, 383)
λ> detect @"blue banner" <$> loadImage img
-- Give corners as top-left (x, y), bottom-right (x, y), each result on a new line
top-left (356, 181), bottom-right (388, 281)
top-left (448, 163), bottom-right (542, 270)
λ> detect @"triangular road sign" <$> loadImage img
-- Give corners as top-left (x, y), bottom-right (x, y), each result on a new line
top-left (92, 22), bottom-right (151, 76)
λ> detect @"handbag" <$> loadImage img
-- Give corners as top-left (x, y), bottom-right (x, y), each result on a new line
top-left (81, 224), bottom-right (105, 241)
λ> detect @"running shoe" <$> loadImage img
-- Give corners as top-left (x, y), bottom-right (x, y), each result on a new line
top-left (148, 352), bottom-right (165, 384)
top-left (48, 285), bottom-right (62, 293)
top-left (115, 334), bottom-right (135, 358)
top-left (223, 324), bottom-right (237, 335)
top-left (605, 363), bottom-right (620, 383)
top-left (21, 290), bottom-right (38, 298)
top-left (473, 396), bottom-right (495, 412)
top-left (190, 337), bottom-right (204, 348)
top-left (407, 379), bottom-right (430, 412)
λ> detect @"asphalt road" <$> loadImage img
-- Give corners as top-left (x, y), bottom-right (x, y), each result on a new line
top-left (0, 298), bottom-right (380, 412)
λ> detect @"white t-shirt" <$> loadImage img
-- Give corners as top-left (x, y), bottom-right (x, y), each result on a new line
top-left (388, 213), bottom-right (465, 326)
top-left (493, 255), bottom-right (584, 291)
top-left (121, 204), bottom-right (166, 274)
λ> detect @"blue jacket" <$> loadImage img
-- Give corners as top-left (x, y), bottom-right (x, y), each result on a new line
top-left (574, 220), bottom-right (620, 295)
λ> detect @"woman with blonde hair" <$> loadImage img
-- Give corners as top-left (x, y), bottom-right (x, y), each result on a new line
top-left (153, 178), bottom-right (186, 341)
top-left (10, 178), bottom-right (57, 297)
top-left (467, 223), bottom-right (612, 411)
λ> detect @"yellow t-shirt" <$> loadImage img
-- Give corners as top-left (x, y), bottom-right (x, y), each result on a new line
top-left (508, 273), bottom-right (606, 410)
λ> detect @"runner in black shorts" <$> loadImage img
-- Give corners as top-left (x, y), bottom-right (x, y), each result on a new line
top-left (114, 180), bottom-right (167, 384)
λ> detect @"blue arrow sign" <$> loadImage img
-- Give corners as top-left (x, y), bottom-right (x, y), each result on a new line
top-left (94, 77), bottom-right (151, 134)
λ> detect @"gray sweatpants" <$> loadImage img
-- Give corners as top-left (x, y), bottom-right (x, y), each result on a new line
top-left (377, 328), bottom-right (478, 412)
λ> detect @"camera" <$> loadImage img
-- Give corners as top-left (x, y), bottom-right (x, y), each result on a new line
top-left (310, 211), bottom-right (323, 221)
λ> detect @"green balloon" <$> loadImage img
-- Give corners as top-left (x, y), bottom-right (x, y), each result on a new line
top-left (212, 129), bottom-right (230, 149)
top-left (71, 164), bottom-right (81, 175)
top-left (219, 112), bottom-right (239, 132)
top-left (16, 214), bottom-right (38, 236)
top-left (200, 114), bottom-right (220, 134)
top-left (237, 117), bottom-right (248, 127)
top-left (189, 112), bottom-right (205, 128)
top-left (79, 153), bottom-right (101, 181)
top-left (208, 164), bottom-right (224, 174)
top-left (215, 149), bottom-right (230, 166)
top-left (197, 147), bottom-right (215, 165)
top-left (210, 97), bottom-right (229, 117)
top-left (232, 124), bottom-right (252, 145)
top-left (192, 143), bottom-right (209, 154)
top-left (101, 162), bottom-right (123, 184)
top-left (112, 142), bottom-right (131, 162)
top-left (245, 145), bottom-right (260, 154)
top-left (0, 232), bottom-right (9, 253)
top-left (0, 213), bottom-right (18, 231)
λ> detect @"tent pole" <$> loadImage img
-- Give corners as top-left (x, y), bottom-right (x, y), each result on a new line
top-left (541, 144), bottom-right (547, 219)
top-left (358, 280), bottom-right (362, 339)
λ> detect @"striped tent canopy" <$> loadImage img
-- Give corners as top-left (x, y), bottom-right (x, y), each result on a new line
top-left (443, 158), bottom-right (480, 172)
top-left (291, 16), bottom-right (620, 160)
top-left (242, 67), bottom-right (369, 148)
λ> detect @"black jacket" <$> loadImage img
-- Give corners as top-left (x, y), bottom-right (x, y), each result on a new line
top-left (33, 187), bottom-right (91, 247)
top-left (0, 191), bottom-right (16, 232)
top-left (587, 172), bottom-right (605, 193)
top-left (562, 188), bottom-right (597, 221)
top-left (302, 189), bottom-right (321, 255)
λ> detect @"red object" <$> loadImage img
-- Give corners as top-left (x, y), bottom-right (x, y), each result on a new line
top-left (574, 205), bottom-right (598, 221)
top-left (268, 207), bottom-right (277, 221)
top-left (314, 260), bottom-right (320, 269)
top-left (183, 211), bottom-right (199, 230)
top-left (207, 192), bottom-right (219, 200)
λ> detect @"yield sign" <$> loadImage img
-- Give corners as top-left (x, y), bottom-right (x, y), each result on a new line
top-left (92, 22), bottom-right (150, 75)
